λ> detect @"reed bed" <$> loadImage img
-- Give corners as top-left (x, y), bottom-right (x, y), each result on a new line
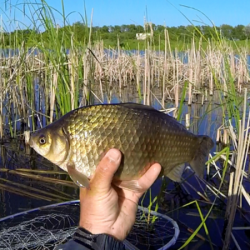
top-left (0, 40), bottom-right (249, 136)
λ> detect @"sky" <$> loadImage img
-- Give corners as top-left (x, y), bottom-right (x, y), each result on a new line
top-left (0, 0), bottom-right (250, 30)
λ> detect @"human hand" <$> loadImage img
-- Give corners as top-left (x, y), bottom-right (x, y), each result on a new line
top-left (79, 148), bottom-right (161, 241)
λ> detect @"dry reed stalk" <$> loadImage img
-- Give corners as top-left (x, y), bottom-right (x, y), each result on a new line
top-left (204, 87), bottom-right (208, 102)
top-left (187, 46), bottom-right (194, 105)
top-left (232, 227), bottom-right (250, 230)
top-left (14, 168), bottom-right (67, 175)
top-left (97, 58), bottom-right (104, 103)
top-left (16, 71), bottom-right (26, 123)
top-left (69, 42), bottom-right (76, 110)
top-left (0, 74), bottom-right (3, 138)
top-left (202, 179), bottom-right (227, 199)
top-left (40, 183), bottom-right (76, 200)
top-left (207, 42), bottom-right (214, 96)
top-left (185, 113), bottom-right (190, 129)
top-left (175, 50), bottom-right (179, 107)
top-left (117, 37), bottom-right (122, 98)
top-left (0, 114), bottom-right (2, 139)
top-left (162, 29), bottom-right (168, 107)
top-left (50, 67), bottom-right (58, 123)
top-left (147, 49), bottom-right (151, 105)
top-left (136, 51), bottom-right (141, 99)
top-left (143, 48), bottom-right (150, 105)
top-left (0, 177), bottom-right (69, 201)
top-left (223, 129), bottom-right (229, 145)
top-left (0, 169), bottom-right (75, 187)
top-left (183, 178), bottom-right (210, 202)
top-left (196, 38), bottom-right (203, 89)
top-left (0, 182), bottom-right (62, 202)
top-left (229, 51), bottom-right (235, 77)
top-left (83, 51), bottom-right (90, 105)
top-left (223, 88), bottom-right (250, 249)
top-left (230, 233), bottom-right (241, 250)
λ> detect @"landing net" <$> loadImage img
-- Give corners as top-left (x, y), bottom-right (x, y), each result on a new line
top-left (0, 200), bottom-right (179, 250)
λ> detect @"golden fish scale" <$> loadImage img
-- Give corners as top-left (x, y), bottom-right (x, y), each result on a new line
top-left (65, 105), bottom-right (199, 180)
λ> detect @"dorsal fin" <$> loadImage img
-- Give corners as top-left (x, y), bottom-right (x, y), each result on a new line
top-left (118, 103), bottom-right (157, 111)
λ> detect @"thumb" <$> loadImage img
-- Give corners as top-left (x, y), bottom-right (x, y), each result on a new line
top-left (90, 149), bottom-right (122, 192)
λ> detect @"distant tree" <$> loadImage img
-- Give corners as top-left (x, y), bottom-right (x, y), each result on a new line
top-left (167, 26), bottom-right (180, 41)
top-left (232, 25), bottom-right (246, 40)
top-left (176, 25), bottom-right (188, 41)
top-left (100, 25), bottom-right (109, 33)
top-left (113, 25), bottom-right (121, 33)
top-left (108, 26), bottom-right (114, 33)
top-left (128, 24), bottom-right (136, 33)
top-left (220, 24), bottom-right (233, 39)
top-left (155, 25), bottom-right (165, 33)
top-left (244, 24), bottom-right (250, 38)
top-left (185, 25), bottom-right (201, 38)
top-left (135, 25), bottom-right (144, 33)
top-left (120, 25), bottom-right (128, 32)
top-left (201, 25), bottom-right (212, 38)
top-left (73, 21), bottom-right (85, 27)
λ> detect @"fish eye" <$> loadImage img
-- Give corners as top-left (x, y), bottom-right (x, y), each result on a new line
top-left (39, 136), bottom-right (46, 145)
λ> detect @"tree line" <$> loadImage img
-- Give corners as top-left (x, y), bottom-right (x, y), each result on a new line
top-left (95, 23), bottom-right (250, 41)
top-left (1, 22), bottom-right (250, 49)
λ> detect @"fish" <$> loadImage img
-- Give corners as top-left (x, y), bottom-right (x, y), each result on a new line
top-left (29, 103), bottom-right (214, 192)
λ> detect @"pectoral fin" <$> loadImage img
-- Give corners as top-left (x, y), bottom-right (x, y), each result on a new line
top-left (67, 162), bottom-right (89, 188)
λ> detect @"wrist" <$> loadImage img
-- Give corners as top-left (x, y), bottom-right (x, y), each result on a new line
top-left (73, 227), bottom-right (125, 250)
top-left (79, 221), bottom-right (108, 236)
top-left (79, 221), bottom-right (128, 241)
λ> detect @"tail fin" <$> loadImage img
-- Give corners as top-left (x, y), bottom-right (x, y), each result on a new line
top-left (190, 135), bottom-right (214, 178)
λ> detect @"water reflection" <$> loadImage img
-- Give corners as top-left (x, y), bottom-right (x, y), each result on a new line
top-left (0, 140), bottom-right (78, 218)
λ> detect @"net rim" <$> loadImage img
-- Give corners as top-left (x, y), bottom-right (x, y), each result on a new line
top-left (0, 200), bottom-right (180, 250)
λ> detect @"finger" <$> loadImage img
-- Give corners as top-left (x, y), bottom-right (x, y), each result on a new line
top-left (90, 148), bottom-right (122, 192)
top-left (115, 163), bottom-right (162, 204)
top-left (137, 163), bottom-right (161, 194)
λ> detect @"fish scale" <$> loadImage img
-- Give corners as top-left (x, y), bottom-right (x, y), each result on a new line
top-left (29, 103), bottom-right (214, 191)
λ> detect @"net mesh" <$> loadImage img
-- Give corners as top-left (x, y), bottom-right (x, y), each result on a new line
top-left (0, 201), bottom-right (179, 250)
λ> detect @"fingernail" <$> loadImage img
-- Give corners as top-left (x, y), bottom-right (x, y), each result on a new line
top-left (106, 149), bottom-right (121, 162)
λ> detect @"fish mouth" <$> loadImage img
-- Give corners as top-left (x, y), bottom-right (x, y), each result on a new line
top-left (29, 139), bottom-right (33, 147)
top-left (24, 131), bottom-right (33, 147)
top-left (28, 136), bottom-right (34, 147)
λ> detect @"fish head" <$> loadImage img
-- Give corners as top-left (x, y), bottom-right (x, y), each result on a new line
top-left (29, 124), bottom-right (70, 166)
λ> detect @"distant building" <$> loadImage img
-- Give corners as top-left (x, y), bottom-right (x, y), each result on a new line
top-left (136, 33), bottom-right (151, 40)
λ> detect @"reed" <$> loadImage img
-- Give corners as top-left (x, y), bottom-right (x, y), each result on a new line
top-left (0, 177), bottom-right (69, 201)
top-left (0, 168), bottom-right (75, 187)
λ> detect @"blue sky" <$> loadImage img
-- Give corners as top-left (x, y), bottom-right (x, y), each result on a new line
top-left (0, 0), bottom-right (250, 29)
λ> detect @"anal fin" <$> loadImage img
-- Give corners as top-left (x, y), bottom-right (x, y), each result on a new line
top-left (166, 164), bottom-right (185, 182)
top-left (67, 162), bottom-right (89, 188)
